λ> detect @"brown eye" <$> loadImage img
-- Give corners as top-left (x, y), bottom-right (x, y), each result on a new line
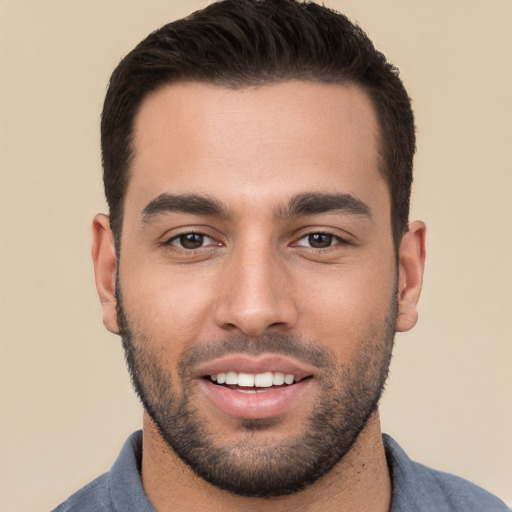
top-left (171, 233), bottom-right (209, 249)
top-left (297, 233), bottom-right (335, 249)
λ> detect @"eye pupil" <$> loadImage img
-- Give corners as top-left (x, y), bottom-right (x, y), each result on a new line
top-left (180, 233), bottom-right (204, 249)
top-left (308, 233), bottom-right (333, 248)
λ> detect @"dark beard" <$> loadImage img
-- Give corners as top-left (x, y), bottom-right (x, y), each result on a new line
top-left (116, 284), bottom-right (396, 498)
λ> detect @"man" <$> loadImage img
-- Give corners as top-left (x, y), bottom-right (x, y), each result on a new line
top-left (53, 0), bottom-right (509, 510)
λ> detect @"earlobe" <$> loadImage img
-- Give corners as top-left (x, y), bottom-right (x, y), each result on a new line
top-left (396, 220), bottom-right (426, 333)
top-left (91, 214), bottom-right (120, 334)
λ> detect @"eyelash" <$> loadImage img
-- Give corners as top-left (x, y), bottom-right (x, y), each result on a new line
top-left (292, 231), bottom-right (351, 253)
top-left (164, 231), bottom-right (219, 251)
top-left (162, 230), bottom-right (349, 253)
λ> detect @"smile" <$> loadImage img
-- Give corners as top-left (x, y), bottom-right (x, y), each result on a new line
top-left (210, 371), bottom-right (299, 388)
top-left (196, 359), bottom-right (313, 418)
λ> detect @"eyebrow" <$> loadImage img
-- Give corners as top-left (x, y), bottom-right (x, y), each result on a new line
top-left (141, 194), bottom-right (229, 222)
top-left (278, 192), bottom-right (371, 219)
top-left (140, 191), bottom-right (371, 223)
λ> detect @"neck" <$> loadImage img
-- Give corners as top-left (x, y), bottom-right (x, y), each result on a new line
top-left (141, 410), bottom-right (392, 512)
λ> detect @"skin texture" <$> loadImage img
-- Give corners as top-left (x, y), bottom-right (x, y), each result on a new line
top-left (92, 81), bottom-right (426, 511)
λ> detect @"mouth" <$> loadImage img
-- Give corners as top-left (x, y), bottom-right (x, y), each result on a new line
top-left (196, 356), bottom-right (315, 419)
top-left (205, 371), bottom-right (306, 393)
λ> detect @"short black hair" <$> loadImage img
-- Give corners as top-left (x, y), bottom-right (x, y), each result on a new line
top-left (101, 0), bottom-right (415, 250)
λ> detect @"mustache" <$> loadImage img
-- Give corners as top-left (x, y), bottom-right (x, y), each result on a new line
top-left (178, 333), bottom-right (336, 378)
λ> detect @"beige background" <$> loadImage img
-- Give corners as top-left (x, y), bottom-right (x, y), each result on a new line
top-left (1, 1), bottom-right (511, 511)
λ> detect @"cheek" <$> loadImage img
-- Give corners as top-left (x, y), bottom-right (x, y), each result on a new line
top-left (297, 259), bottom-right (396, 345)
top-left (119, 262), bottom-right (215, 347)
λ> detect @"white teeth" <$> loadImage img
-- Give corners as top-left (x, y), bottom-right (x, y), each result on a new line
top-left (284, 374), bottom-right (294, 385)
top-left (237, 372), bottom-right (255, 387)
top-left (236, 388), bottom-right (272, 394)
top-left (254, 371), bottom-right (273, 387)
top-left (272, 372), bottom-right (285, 385)
top-left (210, 371), bottom-right (299, 387)
top-left (225, 371), bottom-right (238, 385)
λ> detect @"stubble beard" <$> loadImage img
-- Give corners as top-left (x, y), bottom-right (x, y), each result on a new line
top-left (116, 282), bottom-right (397, 498)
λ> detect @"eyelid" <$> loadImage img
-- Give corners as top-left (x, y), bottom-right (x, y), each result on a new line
top-left (296, 233), bottom-right (332, 247)
top-left (292, 228), bottom-right (352, 247)
top-left (169, 233), bottom-right (214, 249)
top-left (297, 234), bottom-right (346, 248)
top-left (160, 227), bottom-right (223, 250)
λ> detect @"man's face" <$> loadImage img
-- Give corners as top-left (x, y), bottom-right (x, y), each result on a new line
top-left (113, 81), bottom-right (400, 496)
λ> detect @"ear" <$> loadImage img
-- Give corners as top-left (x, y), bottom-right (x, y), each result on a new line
top-left (396, 220), bottom-right (426, 333)
top-left (91, 214), bottom-right (119, 334)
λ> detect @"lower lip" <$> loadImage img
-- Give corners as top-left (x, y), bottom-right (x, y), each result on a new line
top-left (199, 379), bottom-right (312, 419)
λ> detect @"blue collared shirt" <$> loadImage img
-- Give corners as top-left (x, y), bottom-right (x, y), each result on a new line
top-left (52, 431), bottom-right (509, 511)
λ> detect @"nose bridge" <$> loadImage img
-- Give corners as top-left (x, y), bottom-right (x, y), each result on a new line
top-left (214, 235), bottom-right (296, 336)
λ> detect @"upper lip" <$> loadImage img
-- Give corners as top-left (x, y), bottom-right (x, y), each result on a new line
top-left (194, 354), bottom-right (316, 380)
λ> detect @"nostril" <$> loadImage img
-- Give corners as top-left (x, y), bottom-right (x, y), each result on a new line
top-left (214, 296), bottom-right (298, 337)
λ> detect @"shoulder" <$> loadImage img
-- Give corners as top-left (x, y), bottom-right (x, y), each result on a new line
top-left (384, 434), bottom-right (510, 512)
top-left (429, 469), bottom-right (509, 511)
top-left (50, 431), bottom-right (154, 512)
top-left (51, 473), bottom-right (111, 512)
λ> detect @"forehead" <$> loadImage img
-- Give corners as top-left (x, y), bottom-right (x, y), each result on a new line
top-left (126, 80), bottom-right (388, 220)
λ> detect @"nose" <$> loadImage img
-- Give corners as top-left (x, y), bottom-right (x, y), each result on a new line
top-left (213, 244), bottom-right (298, 337)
